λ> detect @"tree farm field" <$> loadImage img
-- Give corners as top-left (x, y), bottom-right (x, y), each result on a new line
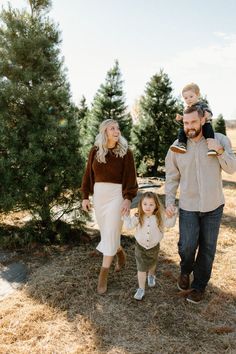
top-left (0, 133), bottom-right (235, 353)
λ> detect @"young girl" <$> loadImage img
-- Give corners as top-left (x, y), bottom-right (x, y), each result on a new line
top-left (170, 82), bottom-right (217, 156)
top-left (123, 191), bottom-right (177, 301)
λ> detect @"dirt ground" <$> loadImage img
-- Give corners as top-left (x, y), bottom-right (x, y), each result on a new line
top-left (0, 170), bottom-right (235, 353)
top-left (0, 129), bottom-right (236, 353)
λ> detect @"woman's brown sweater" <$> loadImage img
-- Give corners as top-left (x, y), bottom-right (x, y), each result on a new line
top-left (81, 146), bottom-right (138, 200)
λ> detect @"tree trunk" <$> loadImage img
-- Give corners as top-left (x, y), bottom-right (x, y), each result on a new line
top-left (39, 204), bottom-right (58, 242)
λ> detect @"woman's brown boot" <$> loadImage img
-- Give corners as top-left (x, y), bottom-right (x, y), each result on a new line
top-left (97, 267), bottom-right (109, 294)
top-left (115, 247), bottom-right (126, 272)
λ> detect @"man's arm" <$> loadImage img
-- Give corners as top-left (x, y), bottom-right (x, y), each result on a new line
top-left (207, 134), bottom-right (236, 174)
top-left (165, 149), bottom-right (180, 210)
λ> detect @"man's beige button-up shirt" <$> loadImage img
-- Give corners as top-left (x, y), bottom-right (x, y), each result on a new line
top-left (165, 133), bottom-right (236, 212)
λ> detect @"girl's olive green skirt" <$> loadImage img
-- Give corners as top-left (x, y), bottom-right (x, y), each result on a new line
top-left (135, 242), bottom-right (160, 272)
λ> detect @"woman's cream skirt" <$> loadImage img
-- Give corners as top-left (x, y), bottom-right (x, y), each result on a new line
top-left (93, 182), bottom-right (123, 256)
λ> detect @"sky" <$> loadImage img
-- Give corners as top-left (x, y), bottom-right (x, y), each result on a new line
top-left (1, 0), bottom-right (236, 119)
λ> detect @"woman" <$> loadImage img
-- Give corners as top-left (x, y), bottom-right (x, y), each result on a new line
top-left (81, 119), bottom-right (138, 294)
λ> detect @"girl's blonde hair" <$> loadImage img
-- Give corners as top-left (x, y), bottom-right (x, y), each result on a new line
top-left (137, 192), bottom-right (164, 230)
top-left (182, 82), bottom-right (200, 96)
top-left (94, 119), bottom-right (128, 163)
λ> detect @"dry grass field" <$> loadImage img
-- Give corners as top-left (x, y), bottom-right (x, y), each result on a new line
top-left (0, 130), bottom-right (235, 354)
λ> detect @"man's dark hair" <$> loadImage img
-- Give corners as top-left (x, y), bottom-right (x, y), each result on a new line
top-left (184, 105), bottom-right (204, 117)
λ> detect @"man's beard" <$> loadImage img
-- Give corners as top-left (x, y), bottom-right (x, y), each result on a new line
top-left (185, 127), bottom-right (202, 138)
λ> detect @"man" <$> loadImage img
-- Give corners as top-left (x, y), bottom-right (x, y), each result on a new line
top-left (165, 105), bottom-right (236, 304)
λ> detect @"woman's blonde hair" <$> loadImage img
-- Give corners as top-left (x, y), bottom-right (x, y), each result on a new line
top-left (94, 119), bottom-right (128, 163)
top-left (182, 82), bottom-right (200, 96)
top-left (137, 192), bottom-right (164, 230)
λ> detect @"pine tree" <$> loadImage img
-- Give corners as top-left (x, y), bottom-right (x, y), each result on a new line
top-left (84, 60), bottom-right (132, 157)
top-left (131, 70), bottom-right (179, 176)
top-left (77, 96), bottom-right (89, 124)
top-left (77, 96), bottom-right (91, 162)
top-left (0, 0), bottom-right (84, 241)
top-left (214, 114), bottom-right (226, 135)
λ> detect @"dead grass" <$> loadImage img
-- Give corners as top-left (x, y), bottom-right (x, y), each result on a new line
top-left (0, 174), bottom-right (236, 353)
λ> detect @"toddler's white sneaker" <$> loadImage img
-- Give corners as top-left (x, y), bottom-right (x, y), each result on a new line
top-left (134, 288), bottom-right (145, 300)
top-left (148, 275), bottom-right (156, 287)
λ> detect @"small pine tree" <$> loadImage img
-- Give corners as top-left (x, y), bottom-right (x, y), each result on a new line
top-left (214, 114), bottom-right (226, 135)
top-left (77, 96), bottom-right (89, 124)
top-left (131, 70), bottom-right (179, 176)
top-left (77, 96), bottom-right (91, 162)
top-left (84, 60), bottom-right (132, 157)
top-left (0, 0), bottom-right (84, 241)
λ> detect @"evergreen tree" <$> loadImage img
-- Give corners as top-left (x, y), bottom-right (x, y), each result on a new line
top-left (213, 114), bottom-right (226, 135)
top-left (0, 0), bottom-right (84, 240)
top-left (84, 60), bottom-right (132, 157)
top-left (77, 96), bottom-right (89, 124)
top-left (77, 96), bottom-right (90, 162)
top-left (131, 70), bottom-right (180, 176)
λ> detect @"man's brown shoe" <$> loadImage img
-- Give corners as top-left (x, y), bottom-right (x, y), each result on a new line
top-left (186, 289), bottom-right (204, 304)
top-left (177, 274), bottom-right (190, 291)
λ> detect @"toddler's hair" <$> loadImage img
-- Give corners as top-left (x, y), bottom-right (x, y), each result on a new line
top-left (182, 83), bottom-right (200, 96)
top-left (137, 191), bottom-right (164, 230)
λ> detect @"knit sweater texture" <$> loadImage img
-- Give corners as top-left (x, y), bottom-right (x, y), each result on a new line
top-left (81, 146), bottom-right (138, 200)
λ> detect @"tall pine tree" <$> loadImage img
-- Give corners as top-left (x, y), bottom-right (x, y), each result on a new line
top-left (83, 60), bottom-right (132, 158)
top-left (0, 0), bottom-right (84, 239)
top-left (131, 70), bottom-right (180, 176)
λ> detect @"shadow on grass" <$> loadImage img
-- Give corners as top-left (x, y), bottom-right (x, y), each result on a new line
top-left (221, 212), bottom-right (236, 230)
top-left (24, 231), bottom-right (236, 354)
top-left (0, 219), bottom-right (89, 251)
top-left (22, 188), bottom-right (235, 352)
top-left (2, 185), bottom-right (235, 353)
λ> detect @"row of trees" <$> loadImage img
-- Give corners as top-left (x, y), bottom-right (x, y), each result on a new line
top-left (78, 63), bottom-right (182, 176)
top-left (0, 0), bottom-right (227, 244)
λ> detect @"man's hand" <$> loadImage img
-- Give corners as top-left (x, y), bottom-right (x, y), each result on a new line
top-left (82, 199), bottom-right (91, 212)
top-left (166, 205), bottom-right (176, 218)
top-left (207, 139), bottom-right (224, 155)
top-left (121, 199), bottom-right (131, 216)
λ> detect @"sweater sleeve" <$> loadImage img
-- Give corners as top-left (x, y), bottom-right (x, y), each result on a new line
top-left (123, 215), bottom-right (139, 230)
top-left (80, 147), bottom-right (97, 199)
top-left (216, 134), bottom-right (236, 174)
top-left (165, 149), bottom-right (180, 207)
top-left (122, 149), bottom-right (138, 201)
top-left (164, 207), bottom-right (178, 228)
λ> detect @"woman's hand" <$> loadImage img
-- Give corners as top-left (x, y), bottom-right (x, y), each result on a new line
top-left (121, 199), bottom-right (131, 216)
top-left (82, 199), bottom-right (91, 212)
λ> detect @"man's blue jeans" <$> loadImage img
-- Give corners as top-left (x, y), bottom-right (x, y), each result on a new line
top-left (178, 205), bottom-right (224, 291)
